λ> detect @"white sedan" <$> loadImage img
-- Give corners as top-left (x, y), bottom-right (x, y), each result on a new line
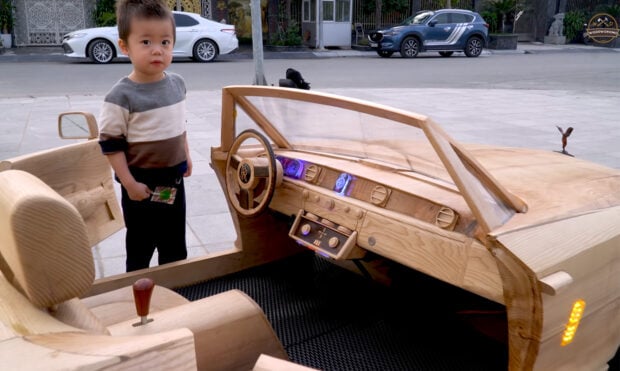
top-left (62, 11), bottom-right (238, 63)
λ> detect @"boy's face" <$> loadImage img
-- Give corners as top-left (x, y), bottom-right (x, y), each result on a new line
top-left (119, 17), bottom-right (174, 83)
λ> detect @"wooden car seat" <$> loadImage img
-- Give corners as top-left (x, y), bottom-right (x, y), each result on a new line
top-left (0, 169), bottom-right (288, 370)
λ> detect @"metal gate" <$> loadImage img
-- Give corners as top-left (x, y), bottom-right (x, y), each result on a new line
top-left (18, 0), bottom-right (90, 46)
top-left (16, 0), bottom-right (212, 47)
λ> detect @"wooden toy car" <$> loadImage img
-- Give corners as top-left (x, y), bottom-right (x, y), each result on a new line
top-left (1, 86), bottom-right (618, 370)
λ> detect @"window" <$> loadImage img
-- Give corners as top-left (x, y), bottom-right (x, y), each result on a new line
top-left (303, 0), bottom-right (316, 22)
top-left (410, 11), bottom-right (433, 25)
top-left (452, 13), bottom-right (474, 23)
top-left (336, 0), bottom-right (350, 22)
top-left (173, 14), bottom-right (199, 27)
top-left (323, 0), bottom-right (334, 21)
top-left (431, 13), bottom-right (449, 24)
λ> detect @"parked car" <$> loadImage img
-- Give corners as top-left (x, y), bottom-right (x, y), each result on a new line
top-left (62, 11), bottom-right (238, 63)
top-left (368, 9), bottom-right (489, 58)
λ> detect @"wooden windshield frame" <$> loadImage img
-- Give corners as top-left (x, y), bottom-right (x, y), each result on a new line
top-left (220, 85), bottom-right (527, 234)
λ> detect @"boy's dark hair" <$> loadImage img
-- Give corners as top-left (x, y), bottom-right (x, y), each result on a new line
top-left (116, 0), bottom-right (176, 42)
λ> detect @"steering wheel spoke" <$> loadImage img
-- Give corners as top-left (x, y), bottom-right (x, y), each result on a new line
top-left (238, 189), bottom-right (254, 209)
top-left (253, 165), bottom-right (270, 178)
top-left (229, 154), bottom-right (243, 170)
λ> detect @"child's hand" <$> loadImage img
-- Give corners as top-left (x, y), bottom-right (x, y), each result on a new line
top-left (126, 181), bottom-right (152, 201)
top-left (184, 157), bottom-right (193, 177)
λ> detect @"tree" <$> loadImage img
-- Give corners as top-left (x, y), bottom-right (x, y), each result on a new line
top-left (94, 0), bottom-right (116, 27)
top-left (0, 0), bottom-right (15, 34)
top-left (485, 0), bottom-right (521, 33)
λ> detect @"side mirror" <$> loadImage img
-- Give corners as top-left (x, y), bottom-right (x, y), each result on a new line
top-left (58, 112), bottom-right (98, 140)
top-left (428, 20), bottom-right (437, 27)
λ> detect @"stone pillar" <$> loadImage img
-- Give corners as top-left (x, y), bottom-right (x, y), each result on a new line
top-left (532, 0), bottom-right (557, 42)
top-left (557, 0), bottom-right (567, 14)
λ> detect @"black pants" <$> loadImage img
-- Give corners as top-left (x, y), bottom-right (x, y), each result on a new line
top-left (121, 169), bottom-right (187, 272)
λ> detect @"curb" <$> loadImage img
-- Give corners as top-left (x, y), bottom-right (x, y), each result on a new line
top-left (1, 43), bottom-right (618, 63)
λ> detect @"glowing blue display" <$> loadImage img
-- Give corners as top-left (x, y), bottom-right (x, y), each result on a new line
top-left (334, 173), bottom-right (352, 195)
top-left (277, 156), bottom-right (305, 179)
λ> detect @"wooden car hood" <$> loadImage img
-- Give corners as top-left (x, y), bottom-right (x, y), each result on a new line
top-left (464, 144), bottom-right (620, 235)
top-left (457, 144), bottom-right (620, 371)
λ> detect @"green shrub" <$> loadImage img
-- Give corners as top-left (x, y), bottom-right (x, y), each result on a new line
top-left (269, 21), bottom-right (302, 46)
top-left (361, 0), bottom-right (410, 16)
top-left (0, 0), bottom-right (15, 33)
top-left (596, 4), bottom-right (620, 20)
top-left (481, 10), bottom-right (499, 33)
top-left (94, 0), bottom-right (116, 27)
top-left (483, 0), bottom-right (521, 33)
top-left (563, 10), bottom-right (587, 43)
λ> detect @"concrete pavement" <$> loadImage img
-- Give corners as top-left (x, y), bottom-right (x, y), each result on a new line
top-left (1, 42), bottom-right (619, 279)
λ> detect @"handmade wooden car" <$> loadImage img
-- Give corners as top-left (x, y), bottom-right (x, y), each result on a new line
top-left (0, 86), bottom-right (618, 370)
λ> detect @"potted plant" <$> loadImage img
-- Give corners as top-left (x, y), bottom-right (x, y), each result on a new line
top-left (266, 20), bottom-right (305, 51)
top-left (482, 0), bottom-right (521, 50)
top-left (0, 0), bottom-right (14, 48)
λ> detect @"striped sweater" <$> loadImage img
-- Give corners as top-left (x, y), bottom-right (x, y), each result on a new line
top-left (98, 72), bottom-right (187, 169)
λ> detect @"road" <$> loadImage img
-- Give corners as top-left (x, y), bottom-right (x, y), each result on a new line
top-left (1, 50), bottom-right (619, 170)
top-left (0, 51), bottom-right (619, 97)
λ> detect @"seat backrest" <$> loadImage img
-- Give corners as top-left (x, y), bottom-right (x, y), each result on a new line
top-left (0, 170), bottom-right (95, 309)
top-left (0, 140), bottom-right (124, 247)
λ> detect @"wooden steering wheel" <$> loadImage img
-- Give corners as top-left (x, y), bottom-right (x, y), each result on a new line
top-left (225, 129), bottom-right (281, 217)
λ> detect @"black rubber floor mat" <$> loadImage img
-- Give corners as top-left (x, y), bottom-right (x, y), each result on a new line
top-left (174, 252), bottom-right (507, 370)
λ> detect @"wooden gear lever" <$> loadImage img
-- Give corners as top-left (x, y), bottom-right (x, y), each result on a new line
top-left (132, 278), bottom-right (155, 326)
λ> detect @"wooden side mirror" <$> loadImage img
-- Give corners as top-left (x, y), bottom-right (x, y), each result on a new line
top-left (58, 112), bottom-right (99, 140)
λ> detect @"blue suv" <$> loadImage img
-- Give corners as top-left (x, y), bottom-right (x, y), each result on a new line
top-left (368, 9), bottom-right (489, 58)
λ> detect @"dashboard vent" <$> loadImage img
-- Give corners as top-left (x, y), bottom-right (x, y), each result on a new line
top-left (304, 164), bottom-right (322, 183)
top-left (370, 185), bottom-right (391, 207)
top-left (435, 207), bottom-right (458, 230)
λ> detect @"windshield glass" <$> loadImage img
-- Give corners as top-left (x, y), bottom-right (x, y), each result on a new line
top-left (235, 95), bottom-right (448, 181)
top-left (401, 11), bottom-right (434, 25)
top-left (230, 88), bottom-right (518, 231)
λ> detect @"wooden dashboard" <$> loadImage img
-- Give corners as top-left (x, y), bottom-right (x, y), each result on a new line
top-left (268, 150), bottom-right (503, 304)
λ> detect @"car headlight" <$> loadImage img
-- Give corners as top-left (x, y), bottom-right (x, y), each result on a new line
top-left (64, 32), bottom-right (87, 40)
top-left (382, 30), bottom-right (399, 37)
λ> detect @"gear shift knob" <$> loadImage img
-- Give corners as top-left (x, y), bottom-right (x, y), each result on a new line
top-left (132, 278), bottom-right (154, 326)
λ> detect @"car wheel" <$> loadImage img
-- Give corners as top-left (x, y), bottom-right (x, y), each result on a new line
top-left (377, 50), bottom-right (393, 58)
top-left (88, 39), bottom-right (115, 64)
top-left (464, 37), bottom-right (483, 57)
top-left (400, 37), bottom-right (420, 58)
top-left (193, 39), bottom-right (218, 62)
top-left (439, 51), bottom-right (454, 57)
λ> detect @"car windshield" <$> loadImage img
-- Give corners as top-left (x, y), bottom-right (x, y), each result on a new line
top-left (230, 87), bottom-right (520, 232)
top-left (400, 11), bottom-right (434, 26)
top-left (236, 94), bottom-right (440, 176)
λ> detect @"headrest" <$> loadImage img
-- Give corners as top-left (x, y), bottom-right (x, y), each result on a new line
top-left (0, 170), bottom-right (94, 308)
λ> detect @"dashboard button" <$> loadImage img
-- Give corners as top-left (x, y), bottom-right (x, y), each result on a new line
top-left (305, 212), bottom-right (319, 221)
top-left (321, 219), bottom-right (336, 228)
top-left (337, 226), bottom-right (352, 235)
top-left (301, 224), bottom-right (312, 236)
top-left (328, 237), bottom-right (340, 248)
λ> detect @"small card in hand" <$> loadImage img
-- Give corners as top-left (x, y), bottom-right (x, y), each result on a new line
top-left (151, 186), bottom-right (177, 204)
